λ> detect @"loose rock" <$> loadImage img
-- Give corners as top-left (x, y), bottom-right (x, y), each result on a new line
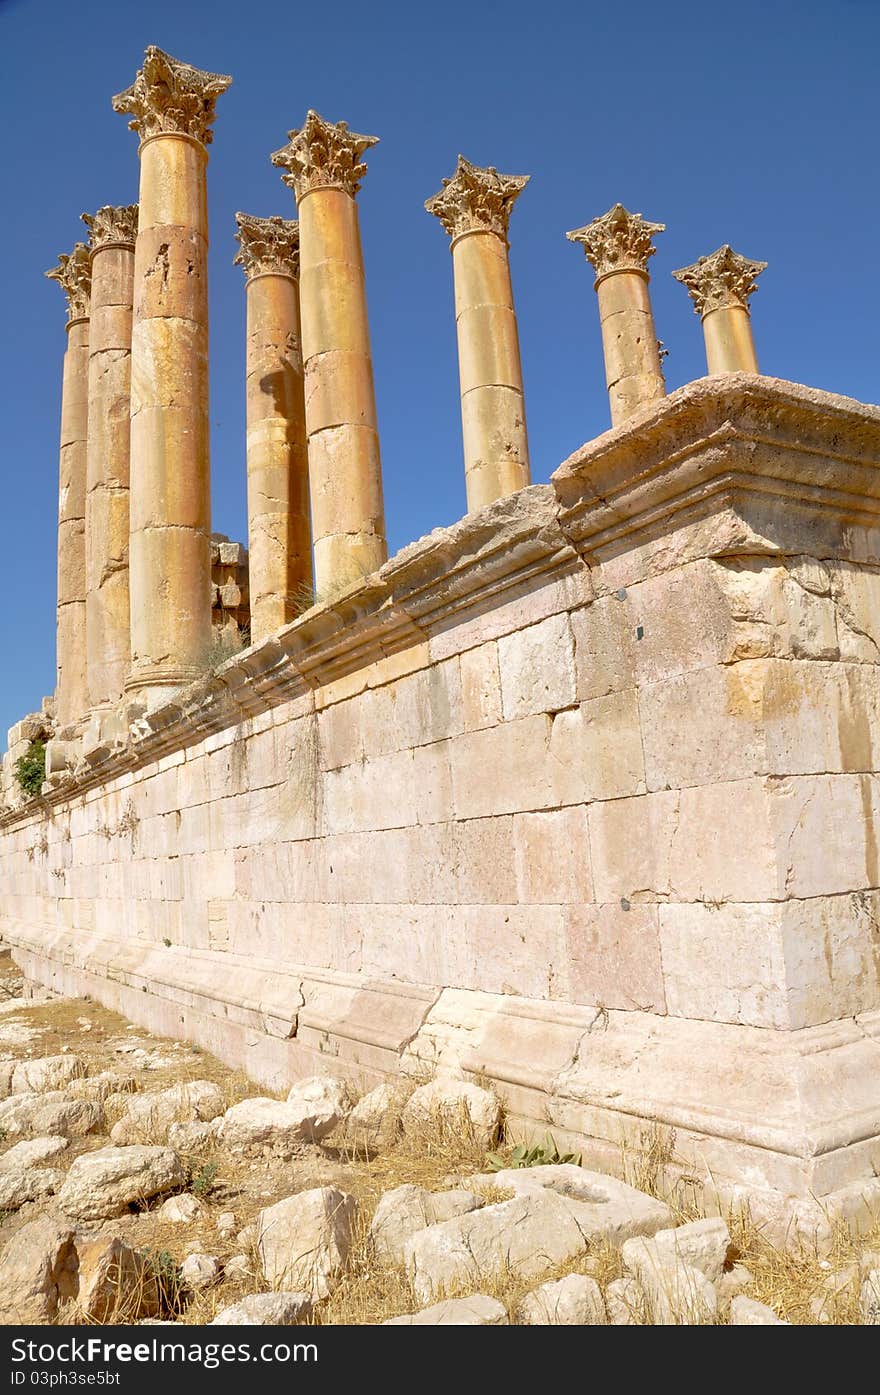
top-left (515, 1273), bottom-right (606, 1325)
top-left (0, 1135), bottom-right (68, 1169)
top-left (369, 1184), bottom-right (483, 1265)
top-left (861, 1269), bottom-right (880, 1324)
top-left (729, 1295), bottom-right (788, 1325)
top-left (401, 1079), bottom-right (501, 1150)
top-left (57, 1145), bottom-right (186, 1221)
top-left (385, 1295), bottom-right (508, 1325)
top-left (180, 1253), bottom-right (221, 1290)
top-left (605, 1275), bottom-right (644, 1325)
top-left (346, 1082), bottom-right (400, 1151)
top-left (220, 1096), bottom-right (341, 1159)
top-left (0, 1166), bottom-right (64, 1209)
top-left (75, 1236), bottom-right (160, 1323)
top-left (210, 1292), bottom-right (313, 1325)
top-left (460, 1164), bottom-right (671, 1244)
top-left (110, 1081), bottom-right (226, 1145)
top-left (0, 1219), bottom-right (77, 1324)
top-left (621, 1235), bottom-right (718, 1325)
top-left (156, 1193), bottom-right (204, 1224)
top-left (258, 1187), bottom-right (357, 1299)
top-left (12, 1055), bottom-right (87, 1094)
top-left (0, 1095), bottom-right (103, 1138)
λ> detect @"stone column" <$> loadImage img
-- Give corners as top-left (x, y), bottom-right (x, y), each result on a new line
top-left (112, 47), bottom-right (231, 706)
top-left (234, 214), bottom-right (312, 639)
top-left (46, 245), bottom-right (91, 730)
top-left (567, 203), bottom-right (666, 426)
top-left (81, 204), bottom-right (138, 718)
top-left (673, 244), bottom-right (767, 375)
top-left (426, 157), bottom-right (531, 513)
top-left (272, 111), bottom-right (387, 594)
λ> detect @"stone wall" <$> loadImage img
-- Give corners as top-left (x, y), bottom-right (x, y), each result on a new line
top-left (4, 375), bottom-right (880, 1243)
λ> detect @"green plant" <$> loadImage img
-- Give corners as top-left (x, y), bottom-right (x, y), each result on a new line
top-left (14, 740), bottom-right (46, 797)
top-left (486, 1133), bottom-right (583, 1172)
top-left (145, 1248), bottom-right (184, 1314)
top-left (190, 1161), bottom-right (219, 1198)
top-left (0, 1127), bottom-right (7, 1144)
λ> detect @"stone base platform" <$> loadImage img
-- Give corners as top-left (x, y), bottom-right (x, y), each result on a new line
top-left (7, 917), bottom-right (880, 1248)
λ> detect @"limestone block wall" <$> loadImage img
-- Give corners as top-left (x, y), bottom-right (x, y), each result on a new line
top-left (3, 375), bottom-right (880, 1241)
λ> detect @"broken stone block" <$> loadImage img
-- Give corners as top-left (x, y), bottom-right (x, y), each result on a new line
top-left (156, 1192), bottom-right (204, 1224)
top-left (639, 1218), bottom-right (731, 1284)
top-left (0, 1135), bottom-right (68, 1169)
top-left (0, 1095), bottom-right (104, 1139)
top-left (258, 1187), bottom-right (357, 1299)
top-left (0, 1165), bottom-right (64, 1209)
top-left (621, 1234), bottom-right (718, 1325)
top-left (515, 1273), bottom-right (606, 1324)
top-left (860, 1269), bottom-right (880, 1325)
top-left (110, 1081), bottom-right (225, 1144)
top-left (346, 1081), bottom-right (400, 1150)
top-left (729, 1295), bottom-right (788, 1325)
top-left (57, 1146), bottom-right (186, 1221)
top-left (0, 1218), bottom-right (77, 1323)
top-left (369, 1184), bottom-right (483, 1266)
top-left (180, 1253), bottom-right (221, 1290)
top-left (12, 1055), bottom-right (88, 1094)
top-left (220, 1095), bottom-right (342, 1158)
top-left (606, 1275), bottom-right (644, 1324)
top-left (460, 1163), bottom-right (672, 1243)
top-left (385, 1295), bottom-right (508, 1325)
top-left (210, 1292), bottom-right (314, 1325)
top-left (75, 1236), bottom-right (160, 1323)
top-left (400, 1079), bottom-right (501, 1150)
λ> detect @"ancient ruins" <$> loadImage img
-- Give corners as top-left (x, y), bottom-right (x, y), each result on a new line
top-left (3, 44), bottom-right (880, 1259)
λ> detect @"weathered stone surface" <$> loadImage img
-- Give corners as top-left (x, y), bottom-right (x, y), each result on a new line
top-left (461, 1164), bottom-right (671, 1243)
top-left (605, 1275), bottom-right (643, 1324)
top-left (403, 1189), bottom-right (598, 1305)
top-left (0, 1165), bottom-right (64, 1209)
top-left (861, 1269), bottom-right (880, 1324)
top-left (156, 1192), bottom-right (204, 1224)
top-left (286, 1075), bottom-right (351, 1118)
top-left (110, 1080), bottom-right (225, 1144)
top-left (729, 1295), bottom-right (788, 1325)
top-left (0, 1135), bottom-right (68, 1169)
top-left (515, 1273), bottom-right (606, 1325)
top-left (0, 1095), bottom-right (103, 1139)
top-left (257, 1187), bottom-right (357, 1299)
top-left (180, 1253), bottom-right (220, 1290)
top-left (211, 1292), bottom-right (314, 1325)
top-left (223, 1255), bottom-right (251, 1280)
top-left (0, 1219), bottom-right (77, 1324)
top-left (369, 1184), bottom-right (483, 1266)
top-left (621, 1235), bottom-right (718, 1325)
top-left (75, 1236), bottom-right (160, 1322)
top-left (12, 1055), bottom-right (87, 1094)
top-left (57, 1146), bottom-right (186, 1220)
top-left (638, 1218), bottom-right (731, 1284)
top-left (66, 1072), bottom-right (139, 1102)
top-left (716, 1264), bottom-right (754, 1313)
top-left (400, 1079), bottom-right (501, 1150)
top-left (219, 1094), bottom-right (341, 1159)
top-left (346, 1082), bottom-right (399, 1149)
top-left (385, 1294), bottom-right (508, 1326)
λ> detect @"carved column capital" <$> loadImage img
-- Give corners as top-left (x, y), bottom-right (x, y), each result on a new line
top-left (234, 213), bottom-right (300, 280)
top-left (673, 244), bottom-right (768, 317)
top-left (46, 243), bottom-right (92, 323)
top-left (425, 155), bottom-right (529, 243)
top-left (566, 203), bottom-right (665, 280)
top-left (81, 204), bottom-right (139, 253)
top-left (271, 110), bottom-right (378, 200)
top-left (112, 46), bottom-right (232, 147)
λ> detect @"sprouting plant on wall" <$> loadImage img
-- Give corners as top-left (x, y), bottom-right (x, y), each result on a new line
top-left (485, 1133), bottom-right (583, 1171)
top-left (14, 740), bottom-right (46, 797)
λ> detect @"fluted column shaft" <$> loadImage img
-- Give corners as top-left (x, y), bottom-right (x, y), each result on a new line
top-left (56, 315), bottom-right (90, 727)
top-left (84, 208), bottom-right (137, 710)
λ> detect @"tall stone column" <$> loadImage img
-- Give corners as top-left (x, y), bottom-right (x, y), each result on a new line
top-left (112, 47), bottom-right (231, 706)
top-left (46, 245), bottom-right (91, 730)
top-left (426, 156), bottom-right (531, 513)
top-left (272, 111), bottom-right (387, 594)
top-left (234, 214), bottom-right (312, 639)
top-left (81, 204), bottom-right (138, 716)
top-left (567, 203), bottom-right (666, 426)
top-left (673, 244), bottom-right (767, 375)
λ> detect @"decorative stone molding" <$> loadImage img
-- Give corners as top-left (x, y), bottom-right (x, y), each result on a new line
top-left (673, 244), bottom-right (768, 318)
top-left (425, 155), bottom-right (529, 243)
top-left (566, 203), bottom-right (665, 280)
top-left (81, 204), bottom-right (139, 252)
top-left (234, 213), bottom-right (300, 280)
top-left (46, 244), bottom-right (92, 322)
top-left (271, 110), bottom-right (378, 200)
top-left (112, 46), bottom-right (232, 147)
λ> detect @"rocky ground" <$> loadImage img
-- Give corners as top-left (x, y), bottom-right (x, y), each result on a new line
top-left (0, 951), bottom-right (878, 1326)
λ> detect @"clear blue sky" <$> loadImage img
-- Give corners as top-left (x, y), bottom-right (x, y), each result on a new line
top-left (1, 0), bottom-right (877, 738)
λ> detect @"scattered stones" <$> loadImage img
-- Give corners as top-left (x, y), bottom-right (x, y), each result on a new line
top-left (403, 1189), bottom-right (598, 1305)
top-left (729, 1295), bottom-right (788, 1325)
top-left (0, 1095), bottom-right (104, 1139)
top-left (75, 1236), bottom-right (160, 1323)
top-left (223, 1255), bottom-right (251, 1280)
top-left (605, 1275), bottom-right (643, 1324)
top-left (180, 1253), bottom-right (221, 1290)
top-left (346, 1082), bottom-right (400, 1150)
top-left (621, 1234), bottom-right (718, 1325)
top-left (110, 1081), bottom-right (226, 1145)
top-left (257, 1187), bottom-right (357, 1299)
top-left (515, 1273), bottom-right (606, 1325)
top-left (460, 1164), bottom-right (672, 1243)
top-left (369, 1184), bottom-right (483, 1265)
top-left (57, 1145), bottom-right (186, 1221)
top-left (219, 1095), bottom-right (341, 1159)
top-left (286, 1075), bottom-right (351, 1120)
top-left (216, 1210), bottom-right (237, 1238)
top-left (860, 1269), bottom-right (880, 1324)
top-left (0, 1219), bottom-right (77, 1323)
top-left (156, 1193), bottom-right (204, 1224)
top-left (385, 1295), bottom-right (508, 1326)
top-left (0, 1166), bottom-right (65, 1209)
top-left (401, 1079), bottom-right (501, 1150)
top-left (636, 1218), bottom-right (731, 1284)
top-left (167, 1120), bottom-right (219, 1152)
top-left (66, 1072), bottom-right (139, 1102)
top-left (12, 1055), bottom-right (87, 1094)
top-left (210, 1292), bottom-right (314, 1325)
top-left (0, 1135), bottom-right (68, 1169)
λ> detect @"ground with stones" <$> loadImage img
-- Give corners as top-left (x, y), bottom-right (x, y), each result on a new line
top-left (1, 954), bottom-right (878, 1326)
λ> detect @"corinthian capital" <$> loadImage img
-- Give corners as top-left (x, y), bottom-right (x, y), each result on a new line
top-left (46, 243), bottom-right (92, 322)
top-left (81, 204), bottom-right (139, 252)
top-left (112, 46), bottom-right (232, 146)
top-left (566, 203), bottom-right (665, 279)
top-left (673, 244), bottom-right (768, 317)
top-left (234, 213), bottom-right (300, 280)
top-left (271, 110), bottom-right (378, 199)
top-left (425, 155), bottom-right (529, 243)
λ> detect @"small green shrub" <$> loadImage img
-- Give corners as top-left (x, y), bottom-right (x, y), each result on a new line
top-left (145, 1249), bottom-right (184, 1314)
top-left (486, 1133), bottom-right (583, 1172)
top-left (14, 740), bottom-right (46, 797)
top-left (190, 1161), bottom-right (219, 1198)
